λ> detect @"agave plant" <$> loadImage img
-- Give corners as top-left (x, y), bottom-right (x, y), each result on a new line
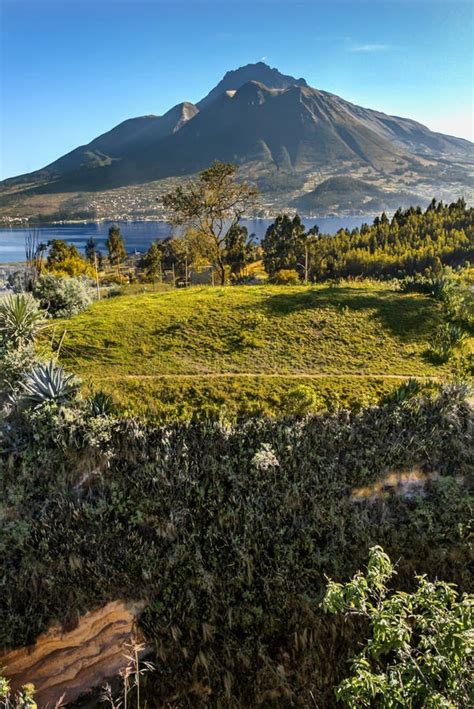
top-left (383, 378), bottom-right (423, 404)
top-left (432, 321), bottom-right (467, 362)
top-left (20, 360), bottom-right (79, 407)
top-left (0, 292), bottom-right (45, 347)
top-left (87, 390), bottom-right (115, 416)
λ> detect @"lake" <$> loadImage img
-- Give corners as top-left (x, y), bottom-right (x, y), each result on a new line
top-left (0, 216), bottom-right (374, 263)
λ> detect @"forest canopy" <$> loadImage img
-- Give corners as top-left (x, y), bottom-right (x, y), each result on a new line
top-left (297, 198), bottom-right (473, 280)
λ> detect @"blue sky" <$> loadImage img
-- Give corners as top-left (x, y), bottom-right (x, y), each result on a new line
top-left (1, 0), bottom-right (472, 179)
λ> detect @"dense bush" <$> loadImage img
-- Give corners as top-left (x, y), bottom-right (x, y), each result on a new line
top-left (323, 546), bottom-right (473, 707)
top-left (33, 273), bottom-right (92, 317)
top-left (270, 268), bottom-right (300, 285)
top-left (0, 387), bottom-right (472, 706)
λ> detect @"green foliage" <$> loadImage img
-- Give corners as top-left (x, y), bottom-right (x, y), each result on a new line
top-left (0, 293), bottom-right (45, 348)
top-left (262, 213), bottom-right (306, 277)
top-left (163, 161), bottom-right (258, 285)
top-left (105, 224), bottom-right (127, 267)
top-left (223, 223), bottom-right (256, 281)
top-left (0, 388), bottom-right (471, 706)
top-left (281, 384), bottom-right (322, 415)
top-left (87, 390), bottom-right (115, 416)
top-left (84, 236), bottom-right (97, 265)
top-left (46, 239), bottom-right (80, 268)
top-left (138, 240), bottom-right (162, 281)
top-left (431, 322), bottom-right (468, 363)
top-left (382, 378), bottom-right (423, 404)
top-left (323, 546), bottom-right (473, 708)
top-left (33, 273), bottom-right (92, 318)
top-left (19, 360), bottom-right (79, 408)
top-left (295, 198), bottom-right (473, 281)
top-left (270, 268), bottom-right (300, 285)
top-left (0, 676), bottom-right (36, 708)
top-left (45, 238), bottom-right (94, 277)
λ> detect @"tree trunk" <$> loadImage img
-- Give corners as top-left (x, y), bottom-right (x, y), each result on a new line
top-left (216, 256), bottom-right (226, 285)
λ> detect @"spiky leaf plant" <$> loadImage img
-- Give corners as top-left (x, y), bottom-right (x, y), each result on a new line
top-left (20, 360), bottom-right (79, 408)
top-left (87, 390), bottom-right (115, 416)
top-left (0, 293), bottom-right (45, 347)
top-left (383, 378), bottom-right (423, 404)
top-left (432, 322), bottom-right (468, 362)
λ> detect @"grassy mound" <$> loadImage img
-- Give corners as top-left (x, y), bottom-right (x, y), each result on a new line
top-left (52, 284), bottom-right (449, 418)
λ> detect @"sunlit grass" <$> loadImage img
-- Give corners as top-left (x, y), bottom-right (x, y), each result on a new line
top-left (51, 283), bottom-right (450, 418)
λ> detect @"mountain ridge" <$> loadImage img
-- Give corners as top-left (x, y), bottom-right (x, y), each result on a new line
top-left (1, 62), bottom-right (472, 218)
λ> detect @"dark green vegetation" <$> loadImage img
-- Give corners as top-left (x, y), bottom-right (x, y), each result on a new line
top-left (53, 283), bottom-right (451, 419)
top-left (323, 546), bottom-right (473, 707)
top-left (263, 198), bottom-right (473, 280)
top-left (1, 63), bottom-right (472, 220)
top-left (1, 388), bottom-right (471, 705)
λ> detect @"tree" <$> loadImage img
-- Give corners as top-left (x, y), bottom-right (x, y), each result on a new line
top-left (46, 239), bottom-right (80, 268)
top-left (139, 241), bottom-right (162, 281)
top-left (261, 214), bottom-right (306, 279)
top-left (323, 546), bottom-right (473, 708)
top-left (84, 237), bottom-right (97, 264)
top-left (106, 224), bottom-right (126, 270)
top-left (45, 239), bottom-right (94, 278)
top-left (224, 223), bottom-right (256, 280)
top-left (158, 237), bottom-right (189, 280)
top-left (162, 161), bottom-right (258, 285)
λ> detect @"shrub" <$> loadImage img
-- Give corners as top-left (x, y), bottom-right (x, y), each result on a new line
top-left (270, 268), bottom-right (300, 285)
top-left (19, 360), bottom-right (80, 408)
top-left (0, 675), bottom-right (36, 708)
top-left (0, 344), bottom-right (39, 403)
top-left (281, 384), bottom-right (322, 415)
top-left (87, 390), bottom-right (115, 416)
top-left (33, 274), bottom-right (92, 318)
top-left (431, 322), bottom-right (467, 362)
top-left (1, 388), bottom-right (471, 706)
top-left (6, 269), bottom-right (31, 293)
top-left (323, 546), bottom-right (473, 707)
top-left (0, 292), bottom-right (45, 347)
top-left (382, 378), bottom-right (423, 404)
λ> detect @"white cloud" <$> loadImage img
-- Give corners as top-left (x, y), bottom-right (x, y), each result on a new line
top-left (350, 44), bottom-right (391, 53)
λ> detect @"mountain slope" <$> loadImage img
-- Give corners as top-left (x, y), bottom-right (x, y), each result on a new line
top-left (11, 82), bottom-right (414, 192)
top-left (2, 102), bottom-right (199, 188)
top-left (292, 176), bottom-right (424, 213)
top-left (0, 62), bottom-right (472, 217)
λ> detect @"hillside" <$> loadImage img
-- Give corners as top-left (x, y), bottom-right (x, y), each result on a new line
top-left (1, 62), bottom-right (472, 220)
top-left (53, 284), bottom-right (449, 419)
top-left (292, 176), bottom-right (423, 213)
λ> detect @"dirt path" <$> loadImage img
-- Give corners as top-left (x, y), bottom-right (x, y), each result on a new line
top-left (94, 372), bottom-right (439, 380)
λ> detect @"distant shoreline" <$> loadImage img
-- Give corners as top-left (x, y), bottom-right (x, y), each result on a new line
top-left (0, 211), bottom-right (380, 229)
top-left (0, 215), bottom-right (376, 264)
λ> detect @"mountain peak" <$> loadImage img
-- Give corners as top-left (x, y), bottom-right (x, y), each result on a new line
top-left (197, 62), bottom-right (308, 109)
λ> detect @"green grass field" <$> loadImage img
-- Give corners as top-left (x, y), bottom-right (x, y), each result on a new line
top-left (51, 283), bottom-right (450, 419)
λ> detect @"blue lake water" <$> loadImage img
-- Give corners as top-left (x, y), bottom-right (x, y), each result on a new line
top-left (0, 216), bottom-right (374, 263)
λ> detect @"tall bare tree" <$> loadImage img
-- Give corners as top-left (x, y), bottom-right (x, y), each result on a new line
top-left (162, 162), bottom-right (258, 285)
